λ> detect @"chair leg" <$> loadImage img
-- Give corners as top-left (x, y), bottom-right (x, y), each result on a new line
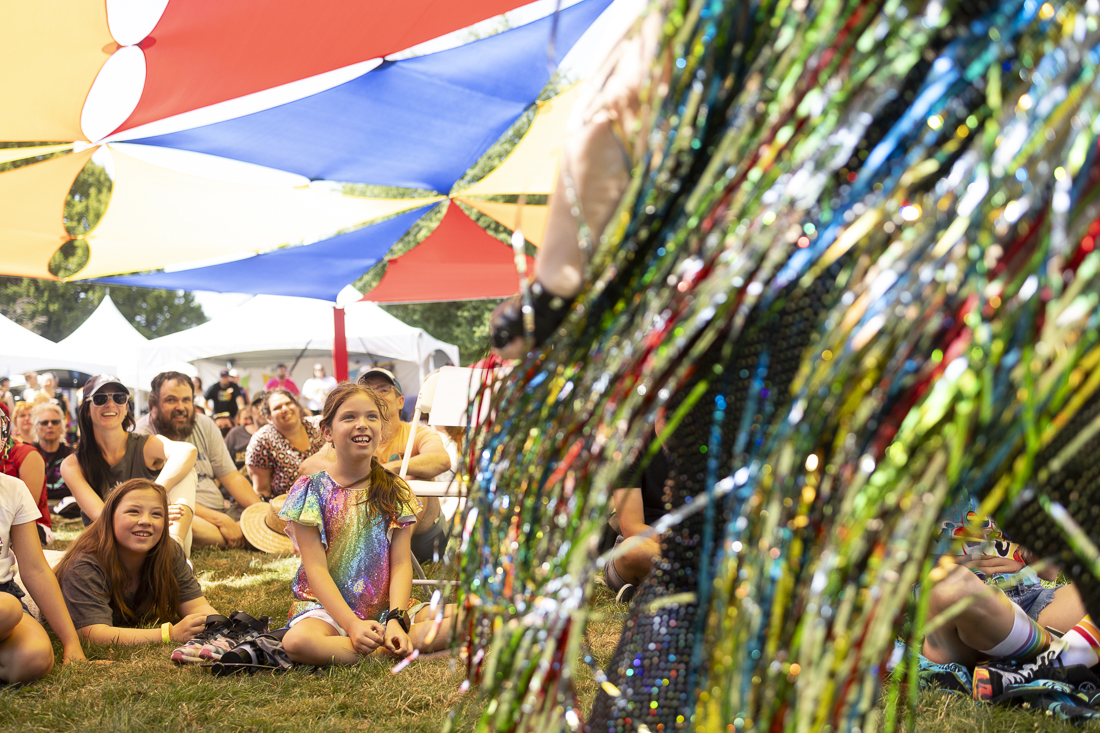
top-left (411, 554), bottom-right (427, 580)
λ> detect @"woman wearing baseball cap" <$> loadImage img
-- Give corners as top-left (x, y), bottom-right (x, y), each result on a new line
top-left (60, 376), bottom-right (199, 557)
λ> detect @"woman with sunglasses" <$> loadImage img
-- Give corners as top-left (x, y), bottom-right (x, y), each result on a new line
top-left (32, 403), bottom-right (72, 505)
top-left (61, 376), bottom-right (198, 556)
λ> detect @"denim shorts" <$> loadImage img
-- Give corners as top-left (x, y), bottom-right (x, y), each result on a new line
top-left (1003, 582), bottom-right (1061, 621)
top-left (0, 579), bottom-right (31, 615)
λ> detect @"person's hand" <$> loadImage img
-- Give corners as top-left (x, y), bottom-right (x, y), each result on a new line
top-left (171, 613), bottom-right (211, 642)
top-left (62, 642), bottom-right (87, 665)
top-left (347, 619), bottom-right (385, 656)
top-left (217, 518), bottom-right (246, 549)
top-left (167, 504), bottom-right (184, 523)
top-left (960, 554), bottom-right (1026, 576)
top-left (384, 621), bottom-right (412, 657)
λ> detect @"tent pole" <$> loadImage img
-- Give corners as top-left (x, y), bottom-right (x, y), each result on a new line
top-left (333, 306), bottom-right (348, 382)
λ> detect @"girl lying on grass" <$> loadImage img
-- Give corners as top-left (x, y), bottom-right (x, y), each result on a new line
top-left (54, 478), bottom-right (222, 648)
top-left (0, 411), bottom-right (84, 681)
top-left (280, 382), bottom-right (458, 666)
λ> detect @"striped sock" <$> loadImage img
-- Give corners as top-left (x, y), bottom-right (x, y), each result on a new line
top-left (1061, 615), bottom-right (1100, 668)
top-left (979, 602), bottom-right (1053, 663)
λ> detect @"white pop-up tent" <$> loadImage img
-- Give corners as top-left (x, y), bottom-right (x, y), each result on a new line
top-left (56, 295), bottom-right (149, 388)
top-left (138, 295), bottom-right (459, 399)
top-left (0, 313), bottom-right (113, 378)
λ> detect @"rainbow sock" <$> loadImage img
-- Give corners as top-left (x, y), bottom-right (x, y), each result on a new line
top-left (979, 602), bottom-right (1053, 663)
top-left (1060, 615), bottom-right (1100, 668)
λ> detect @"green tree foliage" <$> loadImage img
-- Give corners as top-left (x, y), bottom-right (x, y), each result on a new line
top-left (0, 279), bottom-right (208, 342)
top-left (381, 299), bottom-right (502, 366)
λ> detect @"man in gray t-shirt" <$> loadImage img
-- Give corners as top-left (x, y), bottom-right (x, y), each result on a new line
top-left (136, 372), bottom-right (262, 548)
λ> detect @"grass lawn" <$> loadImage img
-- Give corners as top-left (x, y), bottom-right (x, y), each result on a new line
top-left (0, 520), bottom-right (1091, 732)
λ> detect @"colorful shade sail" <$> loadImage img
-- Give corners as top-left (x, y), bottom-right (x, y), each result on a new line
top-left (459, 198), bottom-right (549, 245)
top-left (124, 0), bottom-right (611, 192)
top-left (0, 2), bottom-right (114, 141)
top-left (459, 82), bottom-right (582, 197)
top-left (76, 146), bottom-right (440, 279)
top-left (94, 205), bottom-right (434, 301)
top-left (0, 144), bottom-right (75, 166)
top-left (361, 203), bottom-right (533, 303)
top-left (115, 0), bottom-right (543, 134)
top-left (0, 150), bottom-right (96, 280)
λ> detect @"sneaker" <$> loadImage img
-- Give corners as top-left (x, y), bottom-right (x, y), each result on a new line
top-left (973, 647), bottom-right (1099, 702)
top-left (198, 611), bottom-right (270, 661)
top-left (171, 614), bottom-right (230, 664)
top-left (211, 628), bottom-right (293, 676)
top-left (615, 584), bottom-right (637, 604)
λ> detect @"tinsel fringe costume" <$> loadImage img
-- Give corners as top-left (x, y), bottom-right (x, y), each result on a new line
top-left (451, 0), bottom-right (1100, 731)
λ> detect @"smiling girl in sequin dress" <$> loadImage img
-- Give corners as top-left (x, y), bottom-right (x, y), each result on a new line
top-left (280, 382), bottom-right (458, 665)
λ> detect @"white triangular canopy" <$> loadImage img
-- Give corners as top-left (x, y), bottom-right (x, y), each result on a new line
top-left (138, 295), bottom-right (459, 397)
top-left (0, 313), bottom-right (113, 377)
top-left (57, 295), bottom-right (149, 388)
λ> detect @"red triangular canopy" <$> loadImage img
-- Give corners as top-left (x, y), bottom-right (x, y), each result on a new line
top-left (361, 204), bottom-right (532, 303)
top-left (116, 0), bottom-right (535, 133)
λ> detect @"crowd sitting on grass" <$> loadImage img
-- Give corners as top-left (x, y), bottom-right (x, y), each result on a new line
top-left (0, 359), bottom-right (1095, 709)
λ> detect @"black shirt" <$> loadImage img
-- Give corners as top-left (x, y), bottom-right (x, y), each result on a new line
top-left (624, 434), bottom-right (678, 527)
top-left (204, 382), bottom-right (245, 419)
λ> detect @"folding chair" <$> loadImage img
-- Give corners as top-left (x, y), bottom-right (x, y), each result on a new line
top-left (397, 367), bottom-right (489, 586)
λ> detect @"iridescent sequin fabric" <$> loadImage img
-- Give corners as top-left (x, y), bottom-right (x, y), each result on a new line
top-left (281, 471), bottom-right (421, 625)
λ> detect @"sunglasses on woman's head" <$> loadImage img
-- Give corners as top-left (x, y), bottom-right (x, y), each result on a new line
top-left (91, 393), bottom-right (129, 406)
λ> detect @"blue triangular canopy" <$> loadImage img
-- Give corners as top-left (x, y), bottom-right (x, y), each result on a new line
top-left (95, 205), bottom-right (438, 301)
top-left (125, 0), bottom-right (611, 193)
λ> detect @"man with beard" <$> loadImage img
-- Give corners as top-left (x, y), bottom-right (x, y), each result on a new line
top-left (135, 372), bottom-right (262, 548)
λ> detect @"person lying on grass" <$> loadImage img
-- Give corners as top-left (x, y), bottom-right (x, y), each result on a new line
top-left (54, 478), bottom-right (222, 647)
top-left (280, 382), bottom-right (458, 666)
top-left (0, 411), bottom-right (84, 681)
top-left (923, 498), bottom-right (1098, 699)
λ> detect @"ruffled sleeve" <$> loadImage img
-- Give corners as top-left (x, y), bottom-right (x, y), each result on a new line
top-left (388, 491), bottom-right (423, 536)
top-left (279, 473), bottom-right (328, 548)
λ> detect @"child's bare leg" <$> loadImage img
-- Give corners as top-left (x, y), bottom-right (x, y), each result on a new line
top-left (1037, 584), bottom-right (1088, 634)
top-left (283, 618), bottom-right (362, 666)
top-left (922, 565), bottom-right (1019, 666)
top-left (409, 603), bottom-right (460, 653)
top-left (0, 595), bottom-right (54, 683)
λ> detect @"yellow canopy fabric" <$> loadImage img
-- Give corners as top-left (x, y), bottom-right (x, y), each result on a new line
top-left (0, 149), bottom-right (96, 279)
top-left (0, 144), bottom-right (75, 166)
top-left (79, 147), bottom-right (441, 279)
top-left (0, 2), bottom-right (115, 141)
top-left (457, 83), bottom-right (582, 197)
top-left (458, 198), bottom-right (549, 246)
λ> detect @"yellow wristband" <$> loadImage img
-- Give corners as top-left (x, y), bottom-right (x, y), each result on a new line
top-left (161, 622), bottom-right (172, 644)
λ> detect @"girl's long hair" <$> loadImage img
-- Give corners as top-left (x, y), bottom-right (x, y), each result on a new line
top-left (55, 479), bottom-right (181, 625)
top-left (319, 383), bottom-right (413, 522)
top-left (74, 388), bottom-right (135, 496)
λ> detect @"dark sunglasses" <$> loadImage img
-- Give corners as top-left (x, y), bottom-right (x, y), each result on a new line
top-left (36, 419), bottom-right (61, 426)
top-left (91, 393), bottom-right (129, 406)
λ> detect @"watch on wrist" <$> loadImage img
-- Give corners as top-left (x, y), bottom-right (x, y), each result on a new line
top-left (381, 608), bottom-right (410, 633)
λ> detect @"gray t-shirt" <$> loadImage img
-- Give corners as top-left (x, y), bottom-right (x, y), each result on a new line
top-left (81, 433), bottom-right (160, 527)
top-left (135, 413), bottom-right (235, 512)
top-left (59, 542), bottom-right (203, 629)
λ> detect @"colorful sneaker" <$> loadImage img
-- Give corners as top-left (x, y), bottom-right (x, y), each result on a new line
top-left (171, 614), bottom-right (229, 664)
top-left (973, 647), bottom-right (1099, 702)
top-left (198, 611), bottom-right (270, 661)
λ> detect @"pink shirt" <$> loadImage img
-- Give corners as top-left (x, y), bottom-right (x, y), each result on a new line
top-left (264, 377), bottom-right (299, 394)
